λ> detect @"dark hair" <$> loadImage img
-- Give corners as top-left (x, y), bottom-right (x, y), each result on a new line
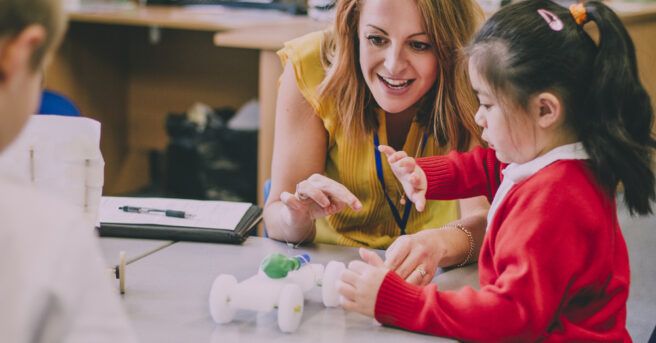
top-left (467, 0), bottom-right (655, 215)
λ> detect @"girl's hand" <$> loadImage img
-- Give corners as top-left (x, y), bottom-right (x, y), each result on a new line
top-left (377, 145), bottom-right (427, 212)
top-left (338, 248), bottom-right (389, 318)
top-left (384, 229), bottom-right (446, 286)
top-left (279, 173), bottom-right (362, 226)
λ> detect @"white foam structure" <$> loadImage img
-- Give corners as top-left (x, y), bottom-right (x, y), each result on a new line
top-left (0, 115), bottom-right (104, 227)
top-left (209, 261), bottom-right (346, 333)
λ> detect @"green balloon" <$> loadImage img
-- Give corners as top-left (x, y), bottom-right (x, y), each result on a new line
top-left (261, 253), bottom-right (301, 279)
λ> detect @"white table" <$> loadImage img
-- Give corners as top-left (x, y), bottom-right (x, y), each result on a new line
top-left (100, 236), bottom-right (479, 343)
top-left (99, 193), bottom-right (656, 342)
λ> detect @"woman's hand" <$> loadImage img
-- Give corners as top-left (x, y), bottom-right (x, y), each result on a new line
top-left (264, 61), bottom-right (362, 243)
top-left (385, 208), bottom-right (488, 283)
top-left (384, 229), bottom-right (447, 286)
top-left (378, 145), bottom-right (427, 212)
top-left (279, 173), bottom-right (363, 227)
top-left (338, 248), bottom-right (389, 318)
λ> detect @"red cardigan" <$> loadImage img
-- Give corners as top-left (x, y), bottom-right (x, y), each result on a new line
top-left (374, 147), bottom-right (631, 342)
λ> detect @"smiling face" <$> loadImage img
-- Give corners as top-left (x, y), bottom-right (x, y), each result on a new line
top-left (358, 0), bottom-right (438, 115)
top-left (469, 59), bottom-right (539, 164)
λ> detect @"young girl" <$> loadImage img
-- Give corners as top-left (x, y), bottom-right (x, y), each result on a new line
top-left (337, 0), bottom-right (655, 341)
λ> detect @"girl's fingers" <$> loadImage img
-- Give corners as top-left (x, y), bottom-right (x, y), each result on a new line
top-left (377, 145), bottom-right (396, 157)
top-left (388, 151), bottom-right (408, 164)
top-left (336, 279), bottom-right (356, 303)
top-left (347, 260), bottom-right (370, 274)
top-left (339, 295), bottom-right (357, 312)
top-left (359, 248), bottom-right (385, 267)
top-left (397, 157), bottom-right (416, 172)
top-left (409, 172), bottom-right (421, 186)
top-left (378, 145), bottom-right (409, 165)
top-left (414, 196), bottom-right (426, 212)
top-left (340, 268), bottom-right (359, 286)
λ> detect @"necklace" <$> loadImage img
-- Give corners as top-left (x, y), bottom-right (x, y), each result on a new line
top-left (373, 131), bottom-right (428, 234)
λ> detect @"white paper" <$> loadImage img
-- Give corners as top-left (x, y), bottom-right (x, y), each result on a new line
top-left (100, 196), bottom-right (252, 231)
top-left (0, 115), bottom-right (104, 227)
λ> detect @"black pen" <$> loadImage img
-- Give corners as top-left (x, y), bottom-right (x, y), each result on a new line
top-left (118, 206), bottom-right (192, 219)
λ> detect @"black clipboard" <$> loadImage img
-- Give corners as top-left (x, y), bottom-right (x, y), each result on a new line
top-left (97, 197), bottom-right (262, 244)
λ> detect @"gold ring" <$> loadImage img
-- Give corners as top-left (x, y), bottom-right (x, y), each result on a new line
top-left (415, 266), bottom-right (427, 278)
top-left (295, 183), bottom-right (308, 201)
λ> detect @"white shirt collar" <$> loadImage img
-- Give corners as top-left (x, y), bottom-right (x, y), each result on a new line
top-left (502, 142), bottom-right (589, 184)
top-left (486, 142), bottom-right (589, 230)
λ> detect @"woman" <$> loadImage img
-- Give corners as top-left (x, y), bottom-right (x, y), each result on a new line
top-left (264, 0), bottom-right (489, 285)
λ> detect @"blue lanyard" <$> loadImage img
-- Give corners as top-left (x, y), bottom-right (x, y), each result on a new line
top-left (373, 131), bottom-right (428, 235)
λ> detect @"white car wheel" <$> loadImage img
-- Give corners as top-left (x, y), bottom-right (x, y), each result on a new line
top-left (277, 283), bottom-right (304, 333)
top-left (209, 274), bottom-right (237, 324)
top-left (322, 261), bottom-right (345, 307)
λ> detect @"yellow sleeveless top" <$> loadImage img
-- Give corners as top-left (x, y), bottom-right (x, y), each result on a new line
top-left (278, 31), bottom-right (457, 249)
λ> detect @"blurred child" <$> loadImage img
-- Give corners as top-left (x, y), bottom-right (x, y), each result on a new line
top-left (338, 0), bottom-right (655, 341)
top-left (0, 0), bottom-right (137, 342)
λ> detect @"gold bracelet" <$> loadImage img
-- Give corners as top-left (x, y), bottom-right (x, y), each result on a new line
top-left (440, 224), bottom-right (474, 267)
top-left (455, 224), bottom-right (474, 267)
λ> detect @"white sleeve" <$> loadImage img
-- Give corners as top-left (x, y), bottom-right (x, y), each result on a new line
top-left (52, 216), bottom-right (139, 343)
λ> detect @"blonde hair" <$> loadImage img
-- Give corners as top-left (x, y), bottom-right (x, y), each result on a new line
top-left (318, 0), bottom-right (483, 151)
top-left (0, 0), bottom-right (67, 70)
